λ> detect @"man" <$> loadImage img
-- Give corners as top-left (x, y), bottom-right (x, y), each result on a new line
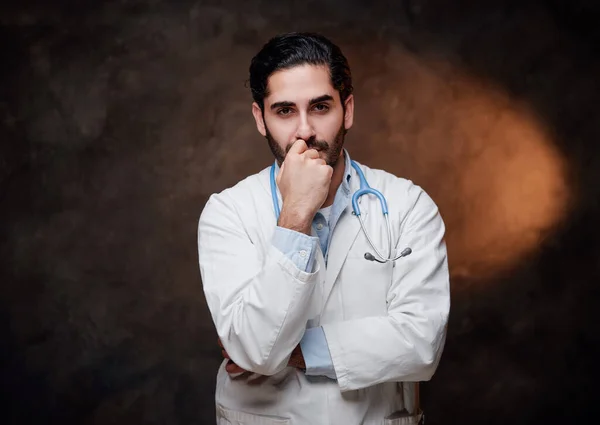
top-left (197, 32), bottom-right (450, 425)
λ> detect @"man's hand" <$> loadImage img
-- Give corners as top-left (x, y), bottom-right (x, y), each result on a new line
top-left (218, 338), bottom-right (306, 375)
top-left (276, 139), bottom-right (333, 235)
top-left (218, 338), bottom-right (247, 374)
top-left (288, 344), bottom-right (306, 370)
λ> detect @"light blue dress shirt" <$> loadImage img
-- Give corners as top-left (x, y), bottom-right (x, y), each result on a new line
top-left (270, 149), bottom-right (353, 380)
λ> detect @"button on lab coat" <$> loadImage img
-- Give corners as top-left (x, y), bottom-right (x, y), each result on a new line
top-left (197, 158), bottom-right (450, 425)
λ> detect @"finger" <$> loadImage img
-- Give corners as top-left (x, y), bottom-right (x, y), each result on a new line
top-left (275, 161), bottom-right (285, 186)
top-left (217, 338), bottom-right (223, 348)
top-left (303, 148), bottom-right (319, 159)
top-left (287, 139), bottom-right (307, 155)
top-left (230, 364), bottom-right (246, 374)
top-left (221, 350), bottom-right (230, 359)
top-left (225, 361), bottom-right (247, 374)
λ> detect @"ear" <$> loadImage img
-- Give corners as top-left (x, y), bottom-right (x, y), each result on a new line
top-left (343, 94), bottom-right (354, 131)
top-left (252, 102), bottom-right (267, 137)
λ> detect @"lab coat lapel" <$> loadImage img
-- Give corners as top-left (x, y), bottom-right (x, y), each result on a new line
top-left (322, 179), bottom-right (367, 306)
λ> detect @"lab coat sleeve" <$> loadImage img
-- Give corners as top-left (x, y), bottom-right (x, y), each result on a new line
top-left (321, 186), bottom-right (450, 392)
top-left (300, 326), bottom-right (337, 379)
top-left (198, 192), bottom-right (322, 376)
top-left (271, 226), bottom-right (319, 273)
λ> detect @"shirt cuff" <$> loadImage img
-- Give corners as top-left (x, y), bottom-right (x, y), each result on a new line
top-left (272, 226), bottom-right (319, 273)
top-left (300, 326), bottom-right (337, 380)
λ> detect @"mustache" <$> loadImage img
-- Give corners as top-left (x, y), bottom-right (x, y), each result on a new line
top-left (285, 137), bottom-right (329, 153)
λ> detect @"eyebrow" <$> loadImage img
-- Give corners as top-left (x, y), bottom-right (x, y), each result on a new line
top-left (270, 94), bottom-right (335, 111)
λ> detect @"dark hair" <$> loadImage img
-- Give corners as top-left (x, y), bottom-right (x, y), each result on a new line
top-left (249, 32), bottom-right (353, 110)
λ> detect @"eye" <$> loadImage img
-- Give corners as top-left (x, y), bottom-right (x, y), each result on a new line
top-left (277, 107), bottom-right (293, 116)
top-left (313, 103), bottom-right (330, 112)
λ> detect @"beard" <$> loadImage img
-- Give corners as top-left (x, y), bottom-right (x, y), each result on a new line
top-left (265, 122), bottom-right (347, 168)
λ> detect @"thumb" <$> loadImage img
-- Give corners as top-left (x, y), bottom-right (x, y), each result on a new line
top-left (287, 139), bottom-right (307, 155)
top-left (276, 161), bottom-right (285, 185)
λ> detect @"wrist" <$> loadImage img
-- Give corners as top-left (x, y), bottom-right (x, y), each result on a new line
top-left (278, 205), bottom-right (314, 235)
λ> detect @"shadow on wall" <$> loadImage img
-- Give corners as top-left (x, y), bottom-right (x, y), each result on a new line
top-left (1, 0), bottom-right (599, 424)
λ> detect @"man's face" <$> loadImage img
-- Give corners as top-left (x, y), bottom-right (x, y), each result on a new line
top-left (252, 64), bottom-right (354, 167)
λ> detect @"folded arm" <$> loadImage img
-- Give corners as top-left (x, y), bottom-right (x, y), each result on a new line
top-left (322, 186), bottom-right (450, 392)
top-left (198, 192), bottom-right (322, 376)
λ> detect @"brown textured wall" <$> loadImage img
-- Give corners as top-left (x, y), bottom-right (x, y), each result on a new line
top-left (1, 0), bottom-right (599, 424)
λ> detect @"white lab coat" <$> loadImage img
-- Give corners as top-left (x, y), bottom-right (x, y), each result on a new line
top-left (197, 158), bottom-right (450, 425)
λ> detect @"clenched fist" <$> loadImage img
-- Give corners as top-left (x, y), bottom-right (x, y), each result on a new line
top-left (276, 139), bottom-right (333, 235)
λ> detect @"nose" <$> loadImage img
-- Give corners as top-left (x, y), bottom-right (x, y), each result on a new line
top-left (295, 113), bottom-right (316, 142)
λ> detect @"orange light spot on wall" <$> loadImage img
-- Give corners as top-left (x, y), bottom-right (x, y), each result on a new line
top-left (348, 44), bottom-right (572, 282)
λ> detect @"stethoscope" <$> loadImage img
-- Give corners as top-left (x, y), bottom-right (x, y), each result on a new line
top-left (270, 160), bottom-right (412, 263)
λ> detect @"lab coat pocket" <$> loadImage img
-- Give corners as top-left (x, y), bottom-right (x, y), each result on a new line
top-left (340, 254), bottom-right (393, 318)
top-left (383, 410), bottom-right (424, 425)
top-left (217, 404), bottom-right (291, 425)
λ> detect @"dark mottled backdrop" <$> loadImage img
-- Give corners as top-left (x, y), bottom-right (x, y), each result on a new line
top-left (1, 0), bottom-right (599, 424)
